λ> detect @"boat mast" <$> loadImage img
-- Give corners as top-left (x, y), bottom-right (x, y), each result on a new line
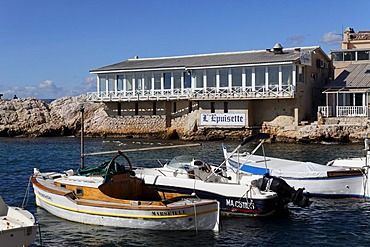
top-left (80, 105), bottom-right (85, 169)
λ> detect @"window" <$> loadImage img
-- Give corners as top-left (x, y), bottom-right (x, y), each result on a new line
top-left (231, 68), bottom-right (242, 87)
top-left (344, 51), bottom-right (355, 61)
top-left (297, 66), bottom-right (304, 83)
top-left (164, 72), bottom-right (171, 89)
top-left (99, 76), bottom-right (106, 92)
top-left (224, 102), bottom-right (228, 113)
top-left (184, 71), bottom-right (191, 88)
top-left (135, 73), bottom-right (143, 90)
top-left (173, 102), bottom-right (177, 113)
top-left (174, 71), bottom-right (182, 89)
top-left (153, 102), bottom-right (156, 115)
top-left (211, 102), bottom-right (215, 113)
top-left (135, 103), bottom-right (139, 115)
top-left (358, 51), bottom-right (370, 60)
top-left (282, 65), bottom-right (292, 86)
top-left (245, 68), bottom-right (252, 87)
top-left (154, 72), bottom-right (161, 90)
top-left (194, 70), bottom-right (204, 88)
top-left (255, 67), bottom-right (265, 87)
top-left (144, 72), bottom-right (152, 90)
top-left (108, 75), bottom-right (115, 92)
top-left (188, 101), bottom-right (192, 113)
top-left (207, 69), bottom-right (216, 87)
top-left (268, 66), bottom-right (279, 85)
top-left (125, 73), bottom-right (133, 91)
top-left (117, 75), bottom-right (124, 91)
top-left (76, 188), bottom-right (83, 196)
top-left (219, 69), bottom-right (229, 87)
top-left (332, 52), bottom-right (344, 61)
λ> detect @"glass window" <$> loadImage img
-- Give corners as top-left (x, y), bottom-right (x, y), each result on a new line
top-left (108, 75), bottom-right (115, 91)
top-left (245, 68), bottom-right (252, 87)
top-left (164, 72), bottom-right (171, 89)
top-left (224, 102), bottom-right (228, 113)
top-left (125, 73), bottom-right (133, 91)
top-left (344, 51), bottom-right (355, 61)
top-left (134, 73), bottom-right (142, 90)
top-left (255, 67), bottom-right (265, 86)
top-left (268, 66), bottom-right (279, 85)
top-left (297, 66), bottom-right (304, 83)
top-left (144, 72), bottom-right (152, 90)
top-left (358, 50), bottom-right (370, 60)
top-left (219, 69), bottom-right (229, 87)
top-left (211, 102), bottom-right (215, 113)
top-left (174, 71), bottom-right (182, 89)
top-left (332, 52), bottom-right (344, 61)
top-left (206, 69), bottom-right (216, 87)
top-left (154, 72), bottom-right (161, 89)
top-left (194, 70), bottom-right (204, 88)
top-left (184, 71), bottom-right (191, 88)
top-left (99, 76), bottom-right (106, 92)
top-left (282, 65), bottom-right (292, 85)
top-left (117, 75), bottom-right (124, 91)
top-left (231, 68), bottom-right (242, 87)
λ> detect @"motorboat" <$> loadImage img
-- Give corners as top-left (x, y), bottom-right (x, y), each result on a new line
top-left (135, 154), bottom-right (311, 217)
top-left (0, 196), bottom-right (38, 247)
top-left (31, 151), bottom-right (220, 231)
top-left (222, 133), bottom-right (370, 198)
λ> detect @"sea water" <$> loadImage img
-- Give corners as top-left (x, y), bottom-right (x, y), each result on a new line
top-left (1, 137), bottom-right (370, 246)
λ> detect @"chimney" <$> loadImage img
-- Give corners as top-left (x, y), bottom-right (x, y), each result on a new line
top-left (272, 43), bottom-right (283, 54)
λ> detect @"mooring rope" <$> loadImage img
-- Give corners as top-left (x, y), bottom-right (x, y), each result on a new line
top-left (22, 176), bottom-right (32, 208)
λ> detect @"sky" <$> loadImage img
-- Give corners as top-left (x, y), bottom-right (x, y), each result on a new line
top-left (0, 0), bottom-right (369, 99)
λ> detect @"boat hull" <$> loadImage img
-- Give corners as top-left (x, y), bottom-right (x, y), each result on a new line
top-left (139, 174), bottom-right (280, 216)
top-left (32, 176), bottom-right (219, 231)
top-left (227, 155), bottom-right (368, 198)
top-left (0, 198), bottom-right (38, 247)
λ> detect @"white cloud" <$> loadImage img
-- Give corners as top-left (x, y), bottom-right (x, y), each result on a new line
top-left (320, 32), bottom-right (342, 45)
top-left (286, 35), bottom-right (305, 44)
top-left (0, 77), bottom-right (97, 100)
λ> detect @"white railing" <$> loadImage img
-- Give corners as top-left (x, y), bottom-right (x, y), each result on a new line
top-left (337, 106), bottom-right (368, 117)
top-left (87, 85), bottom-right (295, 102)
top-left (317, 106), bottom-right (368, 117)
top-left (318, 106), bottom-right (332, 117)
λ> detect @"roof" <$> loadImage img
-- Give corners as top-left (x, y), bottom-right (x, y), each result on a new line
top-left (325, 63), bottom-right (370, 90)
top-left (90, 46), bottom-right (322, 73)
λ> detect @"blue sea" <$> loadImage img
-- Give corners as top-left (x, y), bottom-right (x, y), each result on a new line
top-left (1, 137), bottom-right (370, 246)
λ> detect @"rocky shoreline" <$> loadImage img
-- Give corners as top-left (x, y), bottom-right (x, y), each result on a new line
top-left (0, 96), bottom-right (369, 143)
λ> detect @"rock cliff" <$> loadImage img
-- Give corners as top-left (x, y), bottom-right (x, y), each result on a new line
top-left (0, 96), bottom-right (369, 142)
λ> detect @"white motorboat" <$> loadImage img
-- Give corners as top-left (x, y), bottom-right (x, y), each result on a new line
top-left (135, 155), bottom-right (311, 217)
top-left (31, 152), bottom-right (220, 231)
top-left (222, 133), bottom-right (370, 198)
top-left (0, 196), bottom-right (38, 247)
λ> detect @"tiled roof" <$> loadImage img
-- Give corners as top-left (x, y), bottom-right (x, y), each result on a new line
top-left (90, 46), bottom-right (320, 73)
top-left (326, 63), bottom-right (370, 89)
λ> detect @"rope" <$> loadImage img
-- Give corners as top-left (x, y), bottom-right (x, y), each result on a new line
top-left (22, 176), bottom-right (32, 208)
top-left (193, 203), bottom-right (198, 234)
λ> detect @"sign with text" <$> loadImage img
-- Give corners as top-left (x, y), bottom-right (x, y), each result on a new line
top-left (200, 113), bottom-right (246, 126)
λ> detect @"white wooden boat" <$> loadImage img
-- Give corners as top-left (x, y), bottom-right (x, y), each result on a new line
top-left (135, 155), bottom-right (311, 217)
top-left (222, 133), bottom-right (370, 198)
top-left (0, 196), bottom-right (38, 247)
top-left (31, 152), bottom-right (220, 231)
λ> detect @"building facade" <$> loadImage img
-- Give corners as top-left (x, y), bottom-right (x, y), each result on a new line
top-left (320, 27), bottom-right (370, 118)
top-left (89, 44), bottom-right (330, 131)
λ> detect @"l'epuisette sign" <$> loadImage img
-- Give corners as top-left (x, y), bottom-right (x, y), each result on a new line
top-left (200, 113), bottom-right (246, 126)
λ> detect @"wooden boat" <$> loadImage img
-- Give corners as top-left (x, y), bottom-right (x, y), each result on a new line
top-left (223, 133), bottom-right (370, 198)
top-left (0, 196), bottom-right (38, 247)
top-left (135, 155), bottom-right (311, 217)
top-left (31, 152), bottom-right (220, 231)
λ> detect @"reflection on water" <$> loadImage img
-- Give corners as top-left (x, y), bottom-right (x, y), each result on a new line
top-left (1, 137), bottom-right (370, 246)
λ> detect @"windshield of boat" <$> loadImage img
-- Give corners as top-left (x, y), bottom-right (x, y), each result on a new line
top-left (167, 155), bottom-right (195, 170)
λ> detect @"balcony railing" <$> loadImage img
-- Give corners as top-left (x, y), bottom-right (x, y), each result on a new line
top-left (318, 106), bottom-right (368, 117)
top-left (87, 85), bottom-right (295, 102)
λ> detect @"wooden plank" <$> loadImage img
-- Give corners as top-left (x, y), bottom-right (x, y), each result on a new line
top-left (82, 143), bottom-right (201, 157)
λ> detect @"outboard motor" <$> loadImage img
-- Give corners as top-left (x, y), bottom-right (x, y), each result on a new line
top-left (252, 173), bottom-right (311, 208)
